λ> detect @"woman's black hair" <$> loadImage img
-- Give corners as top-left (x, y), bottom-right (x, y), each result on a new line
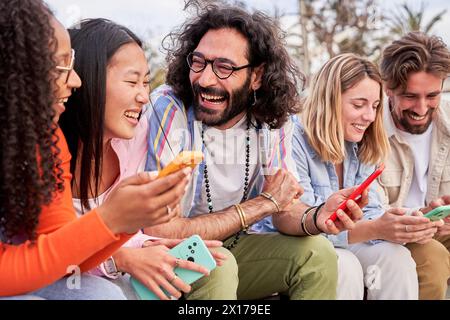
top-left (59, 18), bottom-right (142, 211)
top-left (0, 0), bottom-right (63, 242)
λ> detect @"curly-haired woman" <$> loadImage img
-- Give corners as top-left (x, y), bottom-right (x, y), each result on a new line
top-left (0, 0), bottom-right (191, 299)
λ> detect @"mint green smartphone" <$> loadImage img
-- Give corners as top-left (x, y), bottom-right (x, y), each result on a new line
top-left (130, 235), bottom-right (216, 300)
top-left (423, 205), bottom-right (450, 221)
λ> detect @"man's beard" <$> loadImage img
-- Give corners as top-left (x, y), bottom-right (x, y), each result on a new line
top-left (192, 76), bottom-right (251, 127)
top-left (392, 107), bottom-right (436, 135)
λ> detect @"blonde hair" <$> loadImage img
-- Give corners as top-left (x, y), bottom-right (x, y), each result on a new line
top-left (302, 53), bottom-right (389, 165)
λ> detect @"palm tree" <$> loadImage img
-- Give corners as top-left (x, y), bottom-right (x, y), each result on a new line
top-left (388, 1), bottom-right (447, 35)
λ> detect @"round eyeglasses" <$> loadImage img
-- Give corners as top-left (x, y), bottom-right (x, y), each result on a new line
top-left (187, 52), bottom-right (252, 80)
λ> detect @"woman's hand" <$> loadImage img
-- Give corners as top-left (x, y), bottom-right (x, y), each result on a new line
top-left (373, 208), bottom-right (441, 244)
top-left (114, 243), bottom-right (211, 300)
top-left (97, 168), bottom-right (191, 234)
top-left (143, 238), bottom-right (227, 266)
top-left (316, 187), bottom-right (367, 234)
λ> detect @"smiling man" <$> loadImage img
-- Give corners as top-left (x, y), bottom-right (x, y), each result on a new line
top-left (379, 32), bottom-right (450, 300)
top-left (143, 4), bottom-right (366, 300)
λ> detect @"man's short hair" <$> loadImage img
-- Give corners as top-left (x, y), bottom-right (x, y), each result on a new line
top-left (380, 31), bottom-right (450, 91)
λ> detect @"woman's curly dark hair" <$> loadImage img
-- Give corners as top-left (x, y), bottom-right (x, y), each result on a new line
top-left (0, 0), bottom-right (63, 243)
top-left (163, 4), bottom-right (304, 129)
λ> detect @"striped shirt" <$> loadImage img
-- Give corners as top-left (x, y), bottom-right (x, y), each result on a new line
top-left (145, 85), bottom-right (298, 233)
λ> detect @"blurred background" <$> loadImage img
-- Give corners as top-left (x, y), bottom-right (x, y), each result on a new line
top-left (45, 0), bottom-right (450, 99)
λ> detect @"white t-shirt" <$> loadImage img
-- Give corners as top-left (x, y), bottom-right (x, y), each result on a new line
top-left (72, 189), bottom-right (110, 217)
top-left (397, 124), bottom-right (433, 208)
top-left (193, 115), bottom-right (261, 215)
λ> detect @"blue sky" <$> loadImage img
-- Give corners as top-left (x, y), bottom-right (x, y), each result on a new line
top-left (45, 0), bottom-right (450, 71)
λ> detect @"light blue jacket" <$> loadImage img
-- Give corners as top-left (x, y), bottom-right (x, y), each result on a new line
top-left (292, 118), bottom-right (385, 248)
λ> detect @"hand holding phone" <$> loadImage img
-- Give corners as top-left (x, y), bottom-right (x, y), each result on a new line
top-left (157, 151), bottom-right (203, 178)
top-left (130, 235), bottom-right (216, 300)
top-left (327, 164), bottom-right (385, 222)
top-left (423, 205), bottom-right (450, 221)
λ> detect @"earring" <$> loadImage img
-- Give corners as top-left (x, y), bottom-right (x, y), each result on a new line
top-left (252, 89), bottom-right (257, 106)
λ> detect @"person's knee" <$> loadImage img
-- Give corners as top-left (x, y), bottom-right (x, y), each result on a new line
top-left (187, 247), bottom-right (238, 300)
top-left (304, 235), bottom-right (338, 265)
top-left (208, 247), bottom-right (239, 283)
top-left (80, 275), bottom-right (127, 300)
top-left (35, 275), bottom-right (127, 300)
top-left (379, 243), bottom-right (416, 271)
top-left (408, 240), bottom-right (449, 272)
top-left (336, 249), bottom-right (364, 300)
top-left (408, 240), bottom-right (450, 294)
top-left (369, 243), bottom-right (417, 287)
top-left (296, 235), bottom-right (338, 278)
top-left (337, 249), bottom-right (364, 285)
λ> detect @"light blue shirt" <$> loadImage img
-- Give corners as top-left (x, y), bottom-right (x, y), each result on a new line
top-left (292, 119), bottom-right (385, 248)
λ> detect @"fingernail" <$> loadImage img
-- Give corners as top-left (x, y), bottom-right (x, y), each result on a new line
top-left (182, 167), bottom-right (192, 175)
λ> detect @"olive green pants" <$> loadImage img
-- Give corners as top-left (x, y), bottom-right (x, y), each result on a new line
top-left (407, 234), bottom-right (450, 300)
top-left (186, 233), bottom-right (338, 300)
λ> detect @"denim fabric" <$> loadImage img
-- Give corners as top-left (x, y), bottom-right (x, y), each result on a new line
top-left (292, 119), bottom-right (385, 248)
top-left (1, 274), bottom-right (126, 300)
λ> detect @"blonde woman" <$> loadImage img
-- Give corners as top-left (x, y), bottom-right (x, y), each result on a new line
top-left (293, 53), bottom-right (437, 299)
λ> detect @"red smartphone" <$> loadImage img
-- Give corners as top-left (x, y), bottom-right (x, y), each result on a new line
top-left (327, 163), bottom-right (385, 222)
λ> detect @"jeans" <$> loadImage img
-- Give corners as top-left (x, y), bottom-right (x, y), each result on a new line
top-left (1, 274), bottom-right (126, 300)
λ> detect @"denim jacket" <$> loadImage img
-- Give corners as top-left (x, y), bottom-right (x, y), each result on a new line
top-left (292, 119), bottom-right (385, 248)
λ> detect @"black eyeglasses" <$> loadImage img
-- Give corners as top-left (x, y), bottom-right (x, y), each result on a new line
top-left (187, 52), bottom-right (252, 80)
top-left (55, 49), bottom-right (75, 84)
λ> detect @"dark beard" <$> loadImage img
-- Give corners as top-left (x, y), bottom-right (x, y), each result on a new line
top-left (392, 108), bottom-right (435, 134)
top-left (192, 76), bottom-right (251, 127)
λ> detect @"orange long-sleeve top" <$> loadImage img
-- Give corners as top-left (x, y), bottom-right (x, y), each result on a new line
top-left (0, 128), bottom-right (133, 296)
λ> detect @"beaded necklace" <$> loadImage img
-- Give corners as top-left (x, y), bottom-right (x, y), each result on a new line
top-left (201, 116), bottom-right (251, 249)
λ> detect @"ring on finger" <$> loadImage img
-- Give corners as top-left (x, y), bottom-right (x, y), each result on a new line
top-left (169, 275), bottom-right (178, 283)
top-left (166, 205), bottom-right (173, 215)
top-left (405, 225), bottom-right (409, 232)
top-left (174, 258), bottom-right (180, 268)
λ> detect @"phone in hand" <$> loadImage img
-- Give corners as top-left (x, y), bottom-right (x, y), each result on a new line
top-left (327, 163), bottom-right (385, 222)
top-left (157, 151), bottom-right (203, 178)
top-left (130, 235), bottom-right (216, 300)
top-left (423, 205), bottom-right (450, 221)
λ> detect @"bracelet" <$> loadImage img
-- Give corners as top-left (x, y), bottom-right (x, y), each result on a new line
top-left (233, 204), bottom-right (249, 231)
top-left (312, 202), bottom-right (325, 233)
top-left (260, 192), bottom-right (281, 213)
top-left (301, 206), bottom-right (316, 236)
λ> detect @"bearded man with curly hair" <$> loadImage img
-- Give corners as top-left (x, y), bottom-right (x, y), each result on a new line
top-left (144, 4), bottom-right (366, 300)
